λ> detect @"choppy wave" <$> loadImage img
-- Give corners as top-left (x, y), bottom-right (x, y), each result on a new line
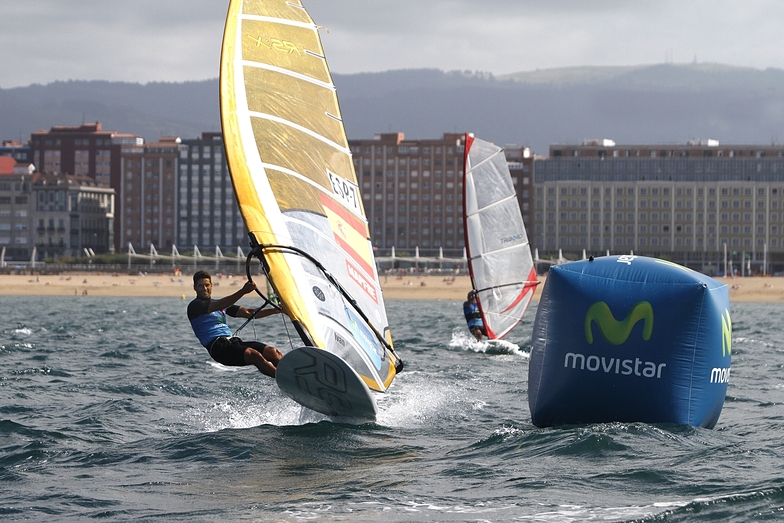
top-left (0, 296), bottom-right (782, 521)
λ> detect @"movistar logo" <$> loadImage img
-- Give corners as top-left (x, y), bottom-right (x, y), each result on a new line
top-left (585, 301), bottom-right (654, 345)
top-left (721, 308), bottom-right (732, 357)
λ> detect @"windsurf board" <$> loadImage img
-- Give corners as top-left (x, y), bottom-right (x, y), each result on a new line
top-left (276, 346), bottom-right (378, 421)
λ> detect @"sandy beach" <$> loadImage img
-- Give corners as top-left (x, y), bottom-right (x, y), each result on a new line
top-left (0, 271), bottom-right (492, 301)
top-left (0, 270), bottom-right (779, 302)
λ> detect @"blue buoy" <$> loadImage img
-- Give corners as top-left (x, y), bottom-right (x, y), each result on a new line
top-left (528, 255), bottom-right (731, 428)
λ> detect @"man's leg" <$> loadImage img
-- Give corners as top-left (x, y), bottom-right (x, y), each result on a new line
top-left (264, 345), bottom-right (282, 365)
top-left (244, 347), bottom-right (277, 378)
top-left (243, 340), bottom-right (283, 378)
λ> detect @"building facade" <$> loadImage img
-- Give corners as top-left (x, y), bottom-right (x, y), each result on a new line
top-left (176, 132), bottom-right (246, 253)
top-left (348, 132), bottom-right (533, 257)
top-left (534, 140), bottom-right (784, 274)
top-left (29, 122), bottom-right (142, 252)
top-left (119, 137), bottom-right (180, 252)
top-left (30, 123), bottom-right (133, 186)
top-left (23, 125), bottom-right (250, 258)
top-left (0, 140), bottom-right (31, 163)
top-left (0, 170), bottom-right (33, 261)
top-left (31, 172), bottom-right (114, 260)
top-left (26, 121), bottom-right (784, 275)
top-left (504, 144), bottom-right (535, 230)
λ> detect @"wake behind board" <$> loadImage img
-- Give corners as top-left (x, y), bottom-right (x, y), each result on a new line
top-left (483, 339), bottom-right (524, 356)
top-left (276, 347), bottom-right (378, 421)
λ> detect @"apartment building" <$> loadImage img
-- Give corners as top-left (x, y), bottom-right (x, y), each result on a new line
top-left (0, 140), bottom-right (30, 163)
top-left (30, 121), bottom-right (784, 275)
top-left (504, 144), bottom-right (535, 229)
top-left (0, 167), bottom-right (34, 261)
top-left (23, 124), bottom-right (248, 258)
top-left (348, 132), bottom-right (534, 257)
top-left (29, 123), bottom-right (140, 186)
top-left (31, 172), bottom-right (114, 259)
top-left (29, 123), bottom-right (143, 252)
top-left (176, 132), bottom-right (246, 252)
top-left (119, 137), bottom-right (180, 252)
top-left (534, 140), bottom-right (784, 273)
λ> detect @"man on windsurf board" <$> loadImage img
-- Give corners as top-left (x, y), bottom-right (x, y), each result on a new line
top-left (188, 270), bottom-right (283, 377)
top-left (463, 290), bottom-right (487, 342)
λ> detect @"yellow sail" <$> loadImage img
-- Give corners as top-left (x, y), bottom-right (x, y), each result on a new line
top-left (220, 0), bottom-right (399, 391)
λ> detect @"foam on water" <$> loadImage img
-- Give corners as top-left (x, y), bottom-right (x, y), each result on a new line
top-left (180, 387), bottom-right (305, 431)
top-left (184, 368), bottom-right (472, 430)
top-left (205, 360), bottom-right (241, 372)
top-left (512, 502), bottom-right (687, 522)
top-left (376, 373), bottom-right (461, 428)
top-left (449, 328), bottom-right (529, 358)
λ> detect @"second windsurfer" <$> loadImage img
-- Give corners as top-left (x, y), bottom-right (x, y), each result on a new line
top-left (463, 290), bottom-right (487, 342)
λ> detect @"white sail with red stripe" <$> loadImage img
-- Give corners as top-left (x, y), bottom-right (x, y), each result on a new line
top-left (463, 133), bottom-right (538, 340)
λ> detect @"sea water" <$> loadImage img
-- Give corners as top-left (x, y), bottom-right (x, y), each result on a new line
top-left (1, 295), bottom-right (783, 522)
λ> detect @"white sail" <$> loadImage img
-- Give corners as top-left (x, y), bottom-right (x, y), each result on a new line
top-left (463, 134), bottom-right (538, 339)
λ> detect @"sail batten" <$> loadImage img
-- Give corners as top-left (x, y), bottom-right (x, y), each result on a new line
top-left (470, 150), bottom-right (505, 171)
top-left (470, 242), bottom-right (531, 261)
top-left (463, 133), bottom-right (537, 340)
top-left (303, 50), bottom-right (327, 60)
top-left (247, 112), bottom-right (350, 152)
top-left (240, 61), bottom-right (337, 90)
top-left (260, 163), bottom-right (368, 210)
top-left (465, 193), bottom-right (520, 217)
top-left (221, 0), bottom-right (399, 397)
top-left (240, 14), bottom-right (315, 27)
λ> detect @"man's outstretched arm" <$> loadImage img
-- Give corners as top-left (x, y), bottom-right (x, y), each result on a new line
top-left (207, 280), bottom-right (256, 313)
top-left (234, 306), bottom-right (282, 319)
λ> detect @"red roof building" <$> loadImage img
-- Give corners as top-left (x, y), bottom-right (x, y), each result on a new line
top-left (0, 155), bottom-right (16, 175)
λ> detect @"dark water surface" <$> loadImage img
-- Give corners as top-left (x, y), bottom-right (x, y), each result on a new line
top-left (1, 296), bottom-right (783, 522)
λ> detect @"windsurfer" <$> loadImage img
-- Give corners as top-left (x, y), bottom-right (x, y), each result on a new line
top-left (463, 290), bottom-right (487, 342)
top-left (188, 270), bottom-right (283, 378)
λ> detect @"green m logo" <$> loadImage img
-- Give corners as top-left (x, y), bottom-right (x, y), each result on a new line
top-left (721, 308), bottom-right (732, 357)
top-left (585, 301), bottom-right (654, 345)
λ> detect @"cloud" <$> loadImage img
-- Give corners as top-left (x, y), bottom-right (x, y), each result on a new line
top-left (1, 0), bottom-right (226, 87)
top-left (2, 0), bottom-right (784, 88)
top-left (306, 0), bottom-right (784, 74)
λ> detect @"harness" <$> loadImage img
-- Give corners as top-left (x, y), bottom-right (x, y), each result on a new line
top-left (463, 301), bottom-right (484, 331)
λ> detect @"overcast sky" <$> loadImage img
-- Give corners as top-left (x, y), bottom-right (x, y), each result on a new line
top-left (3, 0), bottom-right (784, 89)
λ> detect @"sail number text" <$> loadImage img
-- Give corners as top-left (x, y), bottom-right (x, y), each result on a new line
top-left (246, 34), bottom-right (301, 55)
top-left (328, 171), bottom-right (362, 216)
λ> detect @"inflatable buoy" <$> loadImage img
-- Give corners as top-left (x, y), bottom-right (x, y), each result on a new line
top-left (528, 255), bottom-right (731, 428)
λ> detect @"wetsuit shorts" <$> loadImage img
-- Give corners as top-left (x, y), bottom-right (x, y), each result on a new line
top-left (207, 336), bottom-right (269, 367)
top-left (469, 325), bottom-right (487, 337)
